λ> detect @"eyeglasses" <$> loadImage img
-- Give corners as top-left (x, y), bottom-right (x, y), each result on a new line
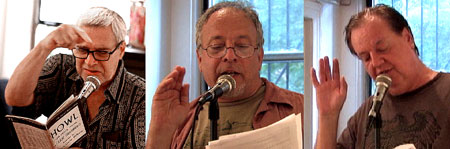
top-left (200, 44), bottom-right (259, 59)
top-left (72, 41), bottom-right (123, 61)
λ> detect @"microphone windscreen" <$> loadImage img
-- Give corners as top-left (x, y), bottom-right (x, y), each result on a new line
top-left (86, 76), bottom-right (101, 89)
top-left (375, 74), bottom-right (392, 86)
top-left (217, 74), bottom-right (236, 92)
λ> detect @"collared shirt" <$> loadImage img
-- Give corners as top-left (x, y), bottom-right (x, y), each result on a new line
top-left (171, 78), bottom-right (304, 149)
top-left (12, 54), bottom-right (146, 148)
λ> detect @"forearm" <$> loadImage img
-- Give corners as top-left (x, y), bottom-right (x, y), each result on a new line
top-left (146, 117), bottom-right (177, 149)
top-left (5, 45), bottom-right (52, 106)
top-left (315, 115), bottom-right (339, 149)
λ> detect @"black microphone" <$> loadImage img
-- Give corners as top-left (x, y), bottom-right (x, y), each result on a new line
top-left (198, 74), bottom-right (236, 105)
top-left (76, 76), bottom-right (101, 100)
top-left (366, 74), bottom-right (391, 129)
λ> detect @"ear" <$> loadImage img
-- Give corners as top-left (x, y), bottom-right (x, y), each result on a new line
top-left (257, 47), bottom-right (264, 71)
top-left (401, 28), bottom-right (414, 49)
top-left (196, 49), bottom-right (203, 72)
top-left (119, 42), bottom-right (126, 59)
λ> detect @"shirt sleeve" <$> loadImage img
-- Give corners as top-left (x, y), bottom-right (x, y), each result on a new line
top-left (337, 98), bottom-right (373, 149)
top-left (12, 54), bottom-right (70, 119)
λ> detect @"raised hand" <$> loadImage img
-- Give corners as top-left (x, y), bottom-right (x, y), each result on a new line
top-left (310, 56), bottom-right (348, 118)
top-left (147, 66), bottom-right (190, 148)
top-left (311, 56), bottom-right (348, 149)
top-left (36, 24), bottom-right (92, 52)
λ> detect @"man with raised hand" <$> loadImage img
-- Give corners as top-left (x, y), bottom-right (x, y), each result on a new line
top-left (147, 1), bottom-right (304, 149)
top-left (312, 4), bottom-right (450, 149)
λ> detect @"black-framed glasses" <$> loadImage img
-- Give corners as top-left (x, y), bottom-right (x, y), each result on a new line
top-left (200, 44), bottom-right (259, 59)
top-left (72, 41), bottom-right (123, 61)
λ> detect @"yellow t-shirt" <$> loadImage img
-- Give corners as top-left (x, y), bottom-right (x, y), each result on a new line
top-left (184, 85), bottom-right (266, 149)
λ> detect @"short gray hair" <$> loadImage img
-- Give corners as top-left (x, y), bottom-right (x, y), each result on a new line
top-left (77, 7), bottom-right (126, 44)
top-left (196, 1), bottom-right (264, 50)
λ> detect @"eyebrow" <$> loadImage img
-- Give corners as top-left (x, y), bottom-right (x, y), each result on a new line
top-left (77, 45), bottom-right (111, 51)
top-left (207, 35), bottom-right (252, 43)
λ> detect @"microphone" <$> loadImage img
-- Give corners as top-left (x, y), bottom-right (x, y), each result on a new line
top-left (76, 76), bottom-right (101, 100)
top-left (367, 74), bottom-right (391, 129)
top-left (198, 74), bottom-right (236, 105)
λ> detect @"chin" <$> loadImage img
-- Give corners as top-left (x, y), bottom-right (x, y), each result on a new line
top-left (222, 84), bottom-right (245, 99)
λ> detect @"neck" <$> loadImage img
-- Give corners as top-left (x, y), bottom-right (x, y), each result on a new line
top-left (218, 78), bottom-right (263, 103)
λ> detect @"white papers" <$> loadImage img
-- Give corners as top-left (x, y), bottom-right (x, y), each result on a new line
top-left (394, 144), bottom-right (416, 149)
top-left (206, 113), bottom-right (302, 149)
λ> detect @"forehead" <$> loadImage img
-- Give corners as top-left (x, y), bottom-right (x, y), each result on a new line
top-left (79, 26), bottom-right (116, 48)
top-left (350, 17), bottom-right (394, 53)
top-left (201, 8), bottom-right (257, 43)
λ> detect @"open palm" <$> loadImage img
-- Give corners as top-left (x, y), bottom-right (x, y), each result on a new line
top-left (311, 57), bottom-right (348, 117)
top-left (151, 66), bottom-right (190, 131)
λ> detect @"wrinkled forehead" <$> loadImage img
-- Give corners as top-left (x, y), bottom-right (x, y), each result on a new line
top-left (202, 8), bottom-right (258, 44)
top-left (350, 18), bottom-right (391, 52)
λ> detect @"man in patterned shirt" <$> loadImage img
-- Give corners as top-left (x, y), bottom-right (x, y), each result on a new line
top-left (5, 7), bottom-right (145, 148)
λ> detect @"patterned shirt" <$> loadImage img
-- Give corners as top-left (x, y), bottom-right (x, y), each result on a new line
top-left (12, 54), bottom-right (146, 148)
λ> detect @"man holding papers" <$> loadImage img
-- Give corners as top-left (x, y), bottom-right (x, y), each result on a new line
top-left (312, 4), bottom-right (450, 148)
top-left (5, 7), bottom-right (145, 148)
top-left (147, 1), bottom-right (304, 149)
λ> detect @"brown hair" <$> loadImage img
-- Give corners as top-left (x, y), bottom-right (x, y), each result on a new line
top-left (344, 4), bottom-right (418, 56)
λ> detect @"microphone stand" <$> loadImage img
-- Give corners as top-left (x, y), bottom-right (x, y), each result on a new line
top-left (209, 97), bottom-right (219, 141)
top-left (374, 111), bottom-right (381, 149)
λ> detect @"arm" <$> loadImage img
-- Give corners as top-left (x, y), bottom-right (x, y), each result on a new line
top-left (310, 56), bottom-right (348, 149)
top-left (5, 24), bottom-right (92, 107)
top-left (146, 66), bottom-right (190, 149)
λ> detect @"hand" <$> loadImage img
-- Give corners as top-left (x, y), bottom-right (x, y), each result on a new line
top-left (150, 66), bottom-right (190, 133)
top-left (147, 66), bottom-right (190, 148)
top-left (311, 56), bottom-right (347, 118)
top-left (36, 24), bottom-right (92, 51)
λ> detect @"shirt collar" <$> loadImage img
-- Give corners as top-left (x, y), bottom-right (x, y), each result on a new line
top-left (257, 78), bottom-right (296, 111)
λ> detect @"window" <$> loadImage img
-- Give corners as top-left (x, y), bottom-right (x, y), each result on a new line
top-left (373, 0), bottom-right (450, 72)
top-left (210, 0), bottom-right (304, 93)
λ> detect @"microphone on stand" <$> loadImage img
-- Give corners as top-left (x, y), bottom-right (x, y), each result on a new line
top-left (76, 76), bottom-right (101, 100)
top-left (198, 74), bottom-right (236, 105)
top-left (366, 74), bottom-right (391, 129)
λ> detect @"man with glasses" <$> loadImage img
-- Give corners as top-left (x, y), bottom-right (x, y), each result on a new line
top-left (5, 7), bottom-right (145, 148)
top-left (147, 1), bottom-right (303, 149)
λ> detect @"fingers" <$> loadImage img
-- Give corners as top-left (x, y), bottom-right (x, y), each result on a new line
top-left (49, 24), bottom-right (93, 49)
top-left (180, 84), bottom-right (190, 104)
top-left (319, 58), bottom-right (326, 83)
top-left (310, 67), bottom-right (320, 87)
top-left (332, 58), bottom-right (340, 81)
top-left (323, 56), bottom-right (331, 80)
top-left (72, 25), bottom-right (93, 43)
top-left (174, 66), bottom-right (186, 91)
top-left (155, 66), bottom-right (186, 94)
top-left (340, 77), bottom-right (348, 98)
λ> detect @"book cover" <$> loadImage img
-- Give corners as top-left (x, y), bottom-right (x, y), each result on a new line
top-left (6, 95), bottom-right (88, 148)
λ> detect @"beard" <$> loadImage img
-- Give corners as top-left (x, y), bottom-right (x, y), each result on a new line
top-left (221, 82), bottom-right (245, 99)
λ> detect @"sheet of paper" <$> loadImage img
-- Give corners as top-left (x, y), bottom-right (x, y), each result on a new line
top-left (206, 113), bottom-right (302, 149)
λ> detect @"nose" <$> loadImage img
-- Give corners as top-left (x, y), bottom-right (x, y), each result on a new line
top-left (370, 52), bottom-right (384, 68)
top-left (85, 53), bottom-right (98, 65)
top-left (222, 47), bottom-right (238, 62)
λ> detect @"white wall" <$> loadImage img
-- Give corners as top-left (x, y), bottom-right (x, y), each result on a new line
top-left (1, 0), bottom-right (37, 79)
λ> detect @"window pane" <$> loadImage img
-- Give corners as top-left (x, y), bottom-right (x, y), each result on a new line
top-left (261, 61), bottom-right (304, 94)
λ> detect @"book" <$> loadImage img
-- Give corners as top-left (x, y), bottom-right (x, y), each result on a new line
top-left (6, 95), bottom-right (89, 149)
top-left (205, 113), bottom-right (302, 149)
